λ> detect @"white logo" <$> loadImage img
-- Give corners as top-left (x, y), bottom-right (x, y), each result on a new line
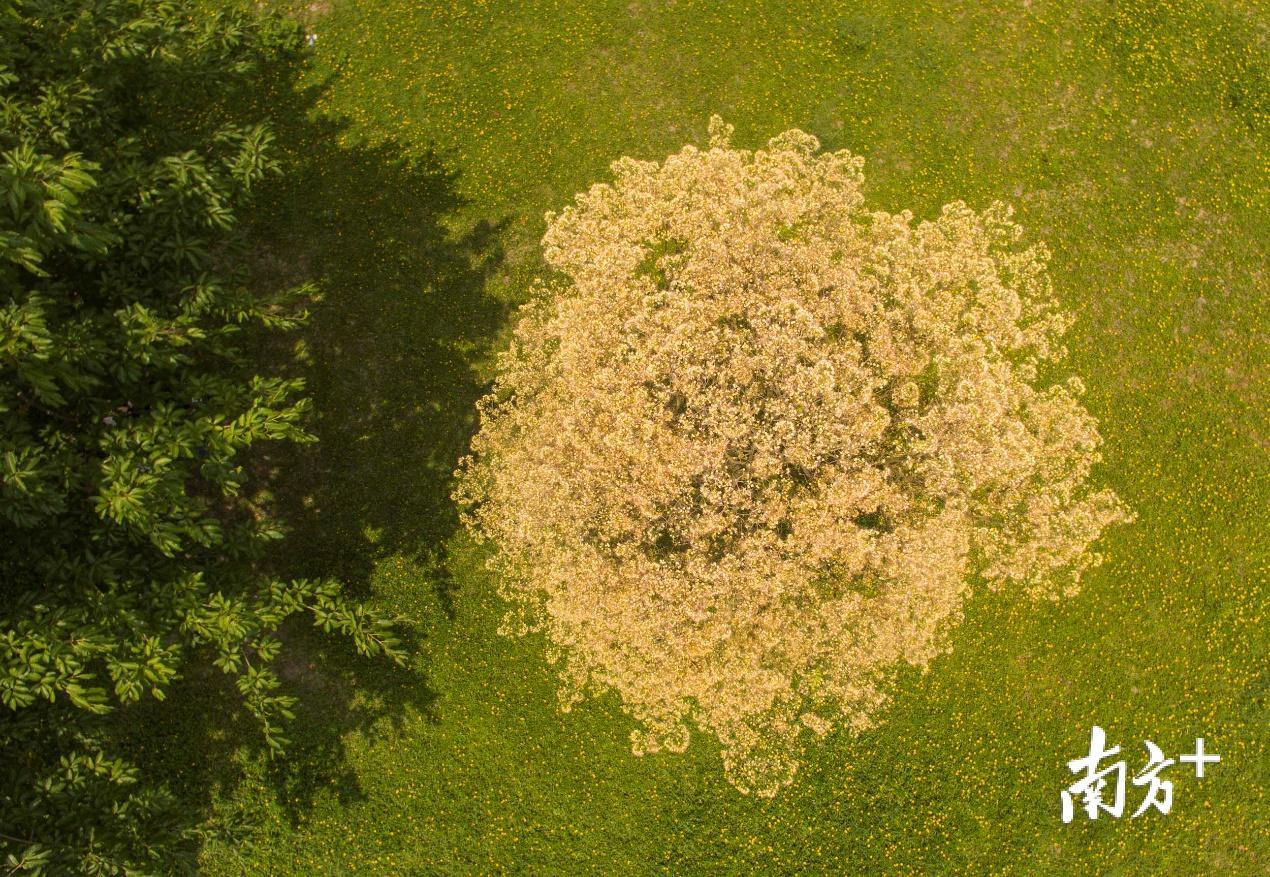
top-left (1061, 725), bottom-right (1219, 822)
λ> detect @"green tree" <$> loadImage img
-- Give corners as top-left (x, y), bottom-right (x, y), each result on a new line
top-left (0, 1), bottom-right (404, 871)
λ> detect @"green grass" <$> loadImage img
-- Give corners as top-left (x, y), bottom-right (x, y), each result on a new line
top-left (167, 0), bottom-right (1267, 872)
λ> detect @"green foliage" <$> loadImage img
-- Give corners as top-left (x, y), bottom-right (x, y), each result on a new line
top-left (0, 1), bottom-right (404, 872)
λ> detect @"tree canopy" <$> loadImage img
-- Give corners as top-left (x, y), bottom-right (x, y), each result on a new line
top-left (0, 1), bottom-right (402, 871)
top-left (456, 117), bottom-right (1132, 796)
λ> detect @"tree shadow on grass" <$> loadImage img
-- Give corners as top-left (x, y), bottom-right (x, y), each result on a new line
top-left (240, 53), bottom-right (511, 808)
top-left (250, 94), bottom-right (510, 608)
top-left (121, 43), bottom-right (512, 866)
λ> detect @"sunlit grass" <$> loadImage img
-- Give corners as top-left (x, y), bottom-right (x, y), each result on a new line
top-left (194, 0), bottom-right (1266, 872)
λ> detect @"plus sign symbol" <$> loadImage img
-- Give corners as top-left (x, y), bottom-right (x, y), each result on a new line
top-left (1179, 737), bottom-right (1221, 778)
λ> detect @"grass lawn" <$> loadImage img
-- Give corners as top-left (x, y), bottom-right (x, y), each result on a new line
top-left (154, 0), bottom-right (1266, 872)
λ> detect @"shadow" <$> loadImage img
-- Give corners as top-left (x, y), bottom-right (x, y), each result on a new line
top-left (246, 84), bottom-right (510, 605)
top-left (118, 616), bottom-right (441, 862)
top-left (235, 45), bottom-right (510, 816)
top-left (115, 26), bottom-right (513, 864)
top-left (262, 617), bottom-right (438, 824)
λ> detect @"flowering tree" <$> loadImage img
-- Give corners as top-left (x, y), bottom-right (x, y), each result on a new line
top-left (456, 117), bottom-right (1131, 796)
